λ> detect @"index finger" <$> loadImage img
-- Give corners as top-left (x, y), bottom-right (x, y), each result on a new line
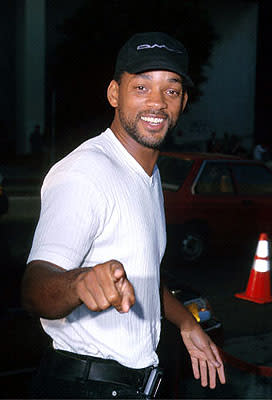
top-left (93, 262), bottom-right (123, 310)
top-left (103, 261), bottom-right (134, 312)
top-left (110, 263), bottom-right (135, 312)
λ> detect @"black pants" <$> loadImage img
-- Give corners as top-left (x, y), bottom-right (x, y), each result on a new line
top-left (30, 348), bottom-right (153, 399)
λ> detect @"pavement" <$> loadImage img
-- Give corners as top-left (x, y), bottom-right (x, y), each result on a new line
top-left (224, 332), bottom-right (272, 367)
top-left (1, 161), bottom-right (43, 220)
top-left (2, 158), bottom-right (272, 399)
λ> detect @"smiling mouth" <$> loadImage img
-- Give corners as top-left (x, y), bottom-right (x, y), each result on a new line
top-left (140, 116), bottom-right (164, 125)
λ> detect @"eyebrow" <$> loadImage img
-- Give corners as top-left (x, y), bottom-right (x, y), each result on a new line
top-left (136, 72), bottom-right (183, 84)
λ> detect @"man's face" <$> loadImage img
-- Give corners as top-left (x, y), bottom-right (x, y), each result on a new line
top-left (108, 70), bottom-right (187, 150)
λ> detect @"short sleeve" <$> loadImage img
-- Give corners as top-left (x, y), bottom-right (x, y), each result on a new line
top-left (27, 171), bottom-right (107, 270)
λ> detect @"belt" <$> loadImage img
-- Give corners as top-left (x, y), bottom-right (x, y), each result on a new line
top-left (44, 348), bottom-right (152, 389)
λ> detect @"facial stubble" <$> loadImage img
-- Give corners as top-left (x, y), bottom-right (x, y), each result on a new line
top-left (118, 108), bottom-right (180, 150)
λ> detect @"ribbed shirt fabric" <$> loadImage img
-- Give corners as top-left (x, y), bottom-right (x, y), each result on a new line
top-left (28, 128), bottom-right (166, 369)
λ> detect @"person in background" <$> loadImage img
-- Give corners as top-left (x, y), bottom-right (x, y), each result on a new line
top-left (253, 143), bottom-right (270, 162)
top-left (21, 32), bottom-right (225, 399)
top-left (206, 131), bottom-right (217, 152)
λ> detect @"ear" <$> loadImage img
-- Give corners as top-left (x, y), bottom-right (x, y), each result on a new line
top-left (181, 91), bottom-right (188, 112)
top-left (107, 80), bottom-right (119, 108)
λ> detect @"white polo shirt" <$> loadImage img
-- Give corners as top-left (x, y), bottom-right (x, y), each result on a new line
top-left (28, 128), bottom-right (166, 369)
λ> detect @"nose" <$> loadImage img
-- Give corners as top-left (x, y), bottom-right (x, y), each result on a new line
top-left (146, 88), bottom-right (167, 110)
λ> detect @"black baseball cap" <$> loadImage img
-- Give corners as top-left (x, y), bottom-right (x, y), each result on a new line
top-left (114, 32), bottom-right (193, 87)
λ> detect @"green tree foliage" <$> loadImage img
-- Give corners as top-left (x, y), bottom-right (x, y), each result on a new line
top-left (52, 0), bottom-right (218, 134)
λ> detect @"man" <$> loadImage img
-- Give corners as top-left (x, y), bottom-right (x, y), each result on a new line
top-left (253, 143), bottom-right (269, 162)
top-left (21, 32), bottom-right (225, 399)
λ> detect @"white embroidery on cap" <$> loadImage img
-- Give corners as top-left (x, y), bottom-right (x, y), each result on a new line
top-left (137, 44), bottom-right (183, 54)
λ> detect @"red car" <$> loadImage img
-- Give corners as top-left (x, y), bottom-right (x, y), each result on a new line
top-left (158, 152), bottom-right (272, 264)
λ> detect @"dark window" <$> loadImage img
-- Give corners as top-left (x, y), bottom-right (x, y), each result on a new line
top-left (232, 164), bottom-right (272, 195)
top-left (195, 162), bottom-right (234, 194)
top-left (157, 156), bottom-right (193, 191)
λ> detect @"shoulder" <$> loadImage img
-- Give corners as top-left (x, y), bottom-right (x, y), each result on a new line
top-left (50, 136), bottom-right (114, 177)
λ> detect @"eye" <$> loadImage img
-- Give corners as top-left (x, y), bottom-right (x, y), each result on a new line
top-left (166, 89), bottom-right (181, 97)
top-left (136, 85), bottom-right (147, 92)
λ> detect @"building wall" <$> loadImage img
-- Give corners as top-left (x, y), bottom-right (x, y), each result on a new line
top-left (15, 0), bottom-right (46, 154)
top-left (175, 0), bottom-right (258, 152)
top-left (0, 0), bottom-right (259, 154)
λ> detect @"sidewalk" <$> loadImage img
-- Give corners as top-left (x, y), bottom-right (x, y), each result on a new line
top-left (224, 331), bottom-right (272, 367)
top-left (2, 164), bottom-right (43, 194)
top-left (1, 159), bottom-right (45, 220)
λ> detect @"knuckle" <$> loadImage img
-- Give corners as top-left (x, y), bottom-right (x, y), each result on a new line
top-left (91, 305), bottom-right (101, 312)
top-left (85, 268), bottom-right (96, 283)
top-left (92, 265), bottom-right (102, 274)
top-left (108, 292), bottom-right (120, 305)
top-left (99, 298), bottom-right (111, 310)
top-left (109, 259), bottom-right (119, 264)
top-left (84, 298), bottom-right (99, 312)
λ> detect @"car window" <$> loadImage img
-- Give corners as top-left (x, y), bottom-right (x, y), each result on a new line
top-left (194, 162), bottom-right (234, 194)
top-left (157, 155), bottom-right (194, 191)
top-left (232, 164), bottom-right (272, 195)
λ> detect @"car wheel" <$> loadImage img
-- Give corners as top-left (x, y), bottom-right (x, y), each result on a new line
top-left (179, 225), bottom-right (208, 264)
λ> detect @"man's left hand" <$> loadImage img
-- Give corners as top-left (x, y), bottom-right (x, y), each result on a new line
top-left (181, 324), bottom-right (226, 389)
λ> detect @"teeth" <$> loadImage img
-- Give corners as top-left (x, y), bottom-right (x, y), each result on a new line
top-left (141, 116), bottom-right (164, 124)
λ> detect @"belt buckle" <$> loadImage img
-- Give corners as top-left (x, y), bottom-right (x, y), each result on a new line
top-left (142, 367), bottom-right (163, 398)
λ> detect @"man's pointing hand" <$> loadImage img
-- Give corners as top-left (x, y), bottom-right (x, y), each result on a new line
top-left (76, 260), bottom-right (135, 313)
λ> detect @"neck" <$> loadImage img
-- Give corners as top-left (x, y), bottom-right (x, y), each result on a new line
top-left (110, 123), bottom-right (159, 176)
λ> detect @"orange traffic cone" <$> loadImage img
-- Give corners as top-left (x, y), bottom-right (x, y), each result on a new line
top-left (235, 233), bottom-right (272, 304)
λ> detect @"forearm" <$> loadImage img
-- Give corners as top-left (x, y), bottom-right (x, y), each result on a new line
top-left (21, 260), bottom-right (88, 319)
top-left (162, 284), bottom-right (197, 332)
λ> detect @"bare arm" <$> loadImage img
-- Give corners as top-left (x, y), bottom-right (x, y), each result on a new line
top-left (162, 285), bottom-right (225, 388)
top-left (162, 284), bottom-right (197, 330)
top-left (21, 259), bottom-right (135, 319)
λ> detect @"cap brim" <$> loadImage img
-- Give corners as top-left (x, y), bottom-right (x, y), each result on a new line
top-left (126, 60), bottom-right (194, 87)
